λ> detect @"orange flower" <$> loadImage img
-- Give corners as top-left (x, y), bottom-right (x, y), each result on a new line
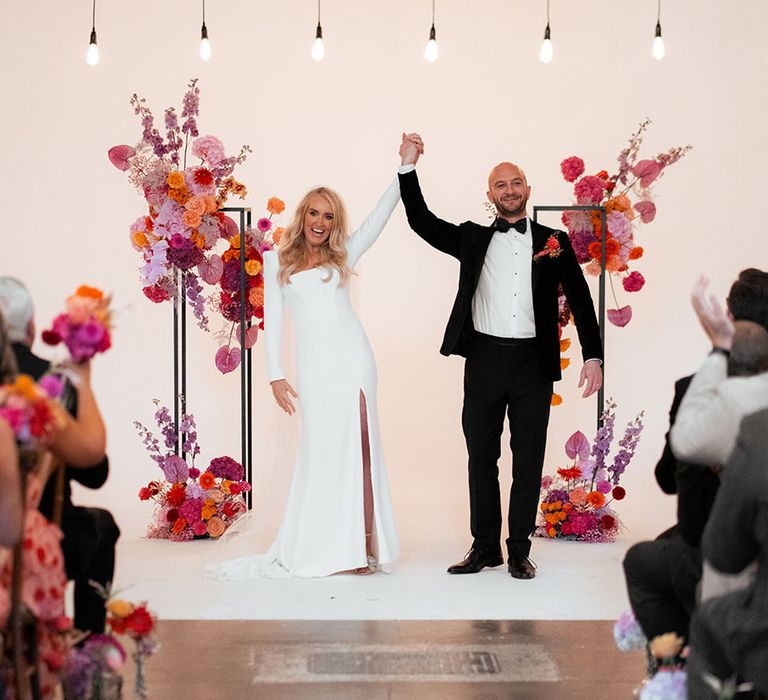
top-left (550, 393), bottom-right (563, 406)
top-left (245, 260), bottom-right (262, 276)
top-left (190, 231), bottom-right (206, 249)
top-left (199, 471), bottom-right (216, 490)
top-left (167, 171), bottom-right (185, 189)
top-left (221, 248), bottom-right (239, 263)
top-left (75, 285), bottom-right (104, 300)
top-left (168, 187), bottom-right (191, 205)
top-left (559, 338), bottom-right (571, 352)
top-left (207, 517), bottom-right (226, 538)
top-left (202, 195), bottom-right (218, 214)
top-left (267, 197), bottom-right (285, 215)
top-left (272, 227), bottom-right (285, 245)
top-left (13, 375), bottom-right (38, 401)
top-left (201, 499), bottom-right (217, 521)
top-left (185, 196), bottom-right (207, 216)
top-left (605, 194), bottom-right (633, 216)
top-left (182, 210), bottom-right (203, 228)
top-left (547, 527), bottom-right (556, 538)
top-left (171, 517), bottom-right (187, 534)
top-left (586, 491), bottom-right (605, 508)
top-left (629, 246), bottom-right (644, 260)
top-left (220, 479), bottom-right (232, 494)
top-left (229, 234), bottom-right (241, 249)
top-left (131, 231), bottom-right (149, 249)
top-left (107, 599), bottom-right (135, 618)
top-left (560, 357), bottom-right (570, 371)
top-left (248, 287), bottom-right (264, 307)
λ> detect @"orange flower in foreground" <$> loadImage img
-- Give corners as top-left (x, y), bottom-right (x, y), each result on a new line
top-left (167, 171), bottom-right (185, 189)
top-left (629, 246), bottom-right (644, 260)
top-left (586, 491), bottom-right (605, 508)
top-left (199, 471), bottom-right (216, 490)
top-left (267, 197), bottom-right (285, 215)
top-left (13, 375), bottom-right (38, 400)
top-left (75, 285), bottom-right (104, 300)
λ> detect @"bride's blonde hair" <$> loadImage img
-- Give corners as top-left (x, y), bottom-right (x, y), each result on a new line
top-left (277, 187), bottom-right (351, 285)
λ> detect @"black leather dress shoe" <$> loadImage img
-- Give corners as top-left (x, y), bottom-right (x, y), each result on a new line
top-left (447, 549), bottom-right (504, 574)
top-left (507, 555), bottom-right (537, 579)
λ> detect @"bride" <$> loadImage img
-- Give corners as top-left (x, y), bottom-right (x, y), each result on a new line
top-left (211, 138), bottom-right (422, 578)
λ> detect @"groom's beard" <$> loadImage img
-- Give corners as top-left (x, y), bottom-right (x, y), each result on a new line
top-left (493, 193), bottom-right (528, 220)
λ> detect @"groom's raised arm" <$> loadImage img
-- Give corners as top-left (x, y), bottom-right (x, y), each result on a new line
top-left (398, 134), bottom-right (461, 259)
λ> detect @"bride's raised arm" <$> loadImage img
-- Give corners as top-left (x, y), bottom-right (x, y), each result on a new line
top-left (345, 177), bottom-right (401, 267)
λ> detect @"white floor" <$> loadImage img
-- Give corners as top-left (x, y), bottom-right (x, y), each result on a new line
top-left (112, 532), bottom-right (643, 621)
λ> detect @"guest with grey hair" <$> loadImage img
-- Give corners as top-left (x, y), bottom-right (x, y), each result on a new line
top-left (0, 276), bottom-right (117, 634)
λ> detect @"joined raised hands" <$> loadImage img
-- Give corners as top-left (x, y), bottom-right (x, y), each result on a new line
top-left (691, 275), bottom-right (734, 350)
top-left (399, 132), bottom-right (424, 166)
top-left (271, 379), bottom-right (298, 415)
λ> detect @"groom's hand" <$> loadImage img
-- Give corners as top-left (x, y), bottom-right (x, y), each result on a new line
top-left (578, 361), bottom-right (602, 398)
top-left (400, 132), bottom-right (424, 166)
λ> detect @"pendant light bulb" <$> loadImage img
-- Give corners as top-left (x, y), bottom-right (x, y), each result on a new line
top-left (312, 24), bottom-right (325, 61)
top-left (652, 22), bottom-right (665, 60)
top-left (86, 28), bottom-right (99, 66)
top-left (200, 24), bottom-right (212, 61)
top-left (424, 25), bottom-right (439, 63)
top-left (539, 24), bottom-right (553, 63)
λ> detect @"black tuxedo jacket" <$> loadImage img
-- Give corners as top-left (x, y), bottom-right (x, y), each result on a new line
top-left (398, 169), bottom-right (603, 381)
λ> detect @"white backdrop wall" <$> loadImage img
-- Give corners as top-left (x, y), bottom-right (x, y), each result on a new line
top-left (2, 1), bottom-right (767, 549)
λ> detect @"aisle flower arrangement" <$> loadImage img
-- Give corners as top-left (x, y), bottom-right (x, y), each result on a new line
top-left (42, 285), bottom-right (113, 363)
top-left (638, 634), bottom-right (687, 700)
top-left (105, 597), bottom-right (158, 699)
top-left (108, 78), bottom-right (251, 331)
top-left (207, 197), bottom-right (284, 374)
top-left (135, 401), bottom-right (249, 540)
top-left (535, 400), bottom-right (644, 542)
top-left (559, 119), bottom-right (691, 328)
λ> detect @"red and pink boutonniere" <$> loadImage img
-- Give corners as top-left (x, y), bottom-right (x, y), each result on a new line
top-left (534, 234), bottom-right (563, 261)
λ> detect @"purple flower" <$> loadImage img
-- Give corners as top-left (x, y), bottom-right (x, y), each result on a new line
top-left (596, 480), bottom-right (612, 494)
top-left (167, 235), bottom-right (205, 271)
top-left (544, 488), bottom-right (570, 504)
top-left (220, 260), bottom-right (242, 293)
top-left (161, 455), bottom-right (189, 483)
top-left (39, 374), bottom-right (64, 399)
top-left (208, 456), bottom-right (244, 481)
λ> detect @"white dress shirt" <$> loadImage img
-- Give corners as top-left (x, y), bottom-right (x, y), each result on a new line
top-left (472, 218), bottom-right (535, 338)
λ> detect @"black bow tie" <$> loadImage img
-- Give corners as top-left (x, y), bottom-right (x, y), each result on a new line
top-left (494, 217), bottom-right (527, 234)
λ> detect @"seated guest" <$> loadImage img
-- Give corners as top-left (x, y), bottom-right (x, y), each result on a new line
top-left (686, 407), bottom-right (768, 699)
top-left (0, 277), bottom-right (118, 634)
top-left (623, 270), bottom-right (768, 646)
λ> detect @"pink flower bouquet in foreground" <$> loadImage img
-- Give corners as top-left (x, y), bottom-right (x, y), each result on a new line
top-left (42, 285), bottom-right (112, 363)
top-left (135, 401), bottom-right (250, 540)
top-left (535, 400), bottom-right (644, 542)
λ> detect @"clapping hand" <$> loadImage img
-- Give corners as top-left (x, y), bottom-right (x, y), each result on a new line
top-left (271, 379), bottom-right (298, 415)
top-left (400, 132), bottom-right (424, 166)
top-left (691, 275), bottom-right (734, 350)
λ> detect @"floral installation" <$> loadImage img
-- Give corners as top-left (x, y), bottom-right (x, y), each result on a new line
top-left (105, 595), bottom-right (158, 700)
top-left (108, 78), bottom-right (251, 331)
top-left (535, 399), bottom-right (644, 542)
top-left (533, 233), bottom-right (562, 261)
top-left (0, 373), bottom-right (63, 446)
top-left (637, 633), bottom-right (687, 700)
top-left (41, 285), bottom-right (112, 363)
top-left (208, 197), bottom-right (284, 374)
top-left (559, 119), bottom-right (691, 329)
top-left (135, 400), bottom-right (250, 540)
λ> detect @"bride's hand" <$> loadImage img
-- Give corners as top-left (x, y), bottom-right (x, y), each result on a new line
top-left (271, 379), bottom-right (298, 415)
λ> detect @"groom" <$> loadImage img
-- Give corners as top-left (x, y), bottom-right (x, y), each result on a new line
top-left (398, 134), bottom-right (603, 579)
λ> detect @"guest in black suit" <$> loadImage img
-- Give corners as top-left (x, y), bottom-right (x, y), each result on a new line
top-left (0, 277), bottom-right (118, 633)
top-left (686, 407), bottom-right (768, 699)
top-left (397, 134), bottom-right (603, 578)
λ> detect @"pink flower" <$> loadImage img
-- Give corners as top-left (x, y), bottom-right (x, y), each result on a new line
top-left (596, 480), bottom-right (612, 494)
top-left (191, 135), bottom-right (226, 166)
top-left (540, 475), bottom-right (553, 490)
top-left (574, 175), bottom-right (606, 204)
top-left (633, 200), bottom-right (657, 224)
top-left (560, 156), bottom-right (585, 183)
top-left (632, 159), bottom-right (663, 188)
top-left (256, 217), bottom-right (272, 233)
top-left (569, 488), bottom-right (588, 506)
top-left (623, 271), bottom-right (645, 293)
top-left (607, 305), bottom-right (632, 327)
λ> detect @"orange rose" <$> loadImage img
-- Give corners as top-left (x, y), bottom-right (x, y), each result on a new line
top-left (248, 287), bottom-right (264, 307)
top-left (245, 260), bottom-right (262, 276)
top-left (266, 197), bottom-right (285, 215)
top-left (182, 210), bottom-right (203, 228)
top-left (206, 517), bottom-right (226, 538)
top-left (202, 195), bottom-right (218, 214)
top-left (185, 196), bottom-right (207, 216)
top-left (167, 171), bottom-right (186, 189)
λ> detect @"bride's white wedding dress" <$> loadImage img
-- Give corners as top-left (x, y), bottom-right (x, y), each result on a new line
top-left (208, 177), bottom-right (401, 578)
